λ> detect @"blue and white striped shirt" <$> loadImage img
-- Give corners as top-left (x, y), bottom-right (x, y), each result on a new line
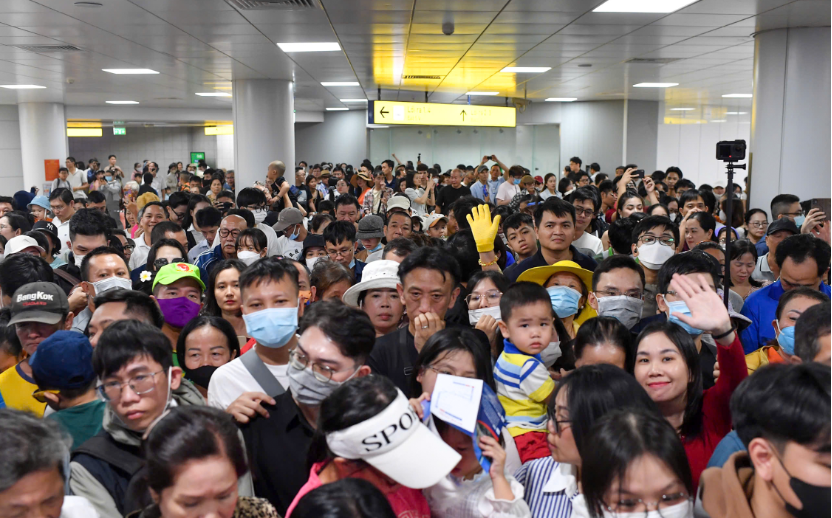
top-left (515, 457), bottom-right (584, 518)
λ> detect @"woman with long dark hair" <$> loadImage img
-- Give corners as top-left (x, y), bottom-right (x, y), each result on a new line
top-left (727, 239), bottom-right (764, 300)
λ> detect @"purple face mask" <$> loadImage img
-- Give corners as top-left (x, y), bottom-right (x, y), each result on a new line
top-left (156, 297), bottom-right (201, 329)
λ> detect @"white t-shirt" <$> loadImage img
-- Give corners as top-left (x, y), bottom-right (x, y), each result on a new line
top-left (61, 495), bottom-right (100, 518)
top-left (496, 182), bottom-right (520, 203)
top-left (207, 349), bottom-right (289, 410)
top-left (53, 217), bottom-right (71, 253)
top-left (572, 232), bottom-right (604, 256)
top-left (274, 235), bottom-right (303, 260)
top-left (66, 169), bottom-right (87, 199)
top-left (405, 187), bottom-right (427, 216)
top-left (129, 233), bottom-right (152, 270)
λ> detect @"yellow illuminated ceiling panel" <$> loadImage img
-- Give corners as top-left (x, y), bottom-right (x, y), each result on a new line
top-left (369, 101), bottom-right (515, 127)
top-left (67, 128), bottom-right (103, 137)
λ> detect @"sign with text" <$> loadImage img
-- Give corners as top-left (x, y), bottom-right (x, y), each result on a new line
top-left (369, 101), bottom-right (516, 128)
top-left (113, 127), bottom-right (126, 136)
top-left (190, 152), bottom-right (205, 164)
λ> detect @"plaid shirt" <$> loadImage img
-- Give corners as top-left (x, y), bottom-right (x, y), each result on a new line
top-left (362, 186), bottom-right (394, 215)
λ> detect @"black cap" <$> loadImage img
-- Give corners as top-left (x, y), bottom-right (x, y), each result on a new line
top-left (9, 282), bottom-right (69, 326)
top-left (33, 221), bottom-right (61, 253)
top-left (766, 218), bottom-right (799, 236)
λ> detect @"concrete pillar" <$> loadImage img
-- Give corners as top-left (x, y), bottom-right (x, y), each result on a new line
top-left (18, 103), bottom-right (67, 191)
top-left (232, 79), bottom-right (295, 190)
top-left (749, 27), bottom-right (831, 211)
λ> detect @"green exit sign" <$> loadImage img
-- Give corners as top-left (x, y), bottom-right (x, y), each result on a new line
top-left (113, 127), bottom-right (126, 136)
top-left (190, 152), bottom-right (205, 163)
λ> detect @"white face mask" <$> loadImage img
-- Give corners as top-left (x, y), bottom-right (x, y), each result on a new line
top-left (91, 276), bottom-right (132, 296)
top-left (306, 256), bottom-right (323, 270)
top-left (602, 500), bottom-right (692, 518)
top-left (73, 253), bottom-right (85, 268)
top-left (540, 341), bottom-right (562, 368)
top-left (468, 305), bottom-right (502, 326)
top-left (637, 241), bottom-right (675, 270)
top-left (253, 208), bottom-right (268, 225)
top-left (237, 250), bottom-right (260, 266)
top-left (596, 295), bottom-right (644, 330)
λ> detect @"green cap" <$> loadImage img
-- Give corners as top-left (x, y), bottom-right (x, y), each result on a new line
top-left (152, 262), bottom-right (205, 291)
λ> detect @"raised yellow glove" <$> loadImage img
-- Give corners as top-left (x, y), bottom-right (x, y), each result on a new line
top-left (466, 204), bottom-right (501, 253)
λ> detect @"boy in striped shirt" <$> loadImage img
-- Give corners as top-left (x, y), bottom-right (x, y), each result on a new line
top-left (495, 282), bottom-right (556, 464)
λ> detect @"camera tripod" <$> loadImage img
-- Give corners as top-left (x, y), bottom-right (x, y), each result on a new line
top-left (722, 160), bottom-right (746, 309)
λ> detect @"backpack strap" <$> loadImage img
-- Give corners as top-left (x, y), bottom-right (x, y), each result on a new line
top-left (240, 348), bottom-right (286, 398)
top-left (53, 267), bottom-right (81, 287)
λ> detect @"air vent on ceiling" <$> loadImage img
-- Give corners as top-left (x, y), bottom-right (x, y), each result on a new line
top-left (402, 75), bottom-right (443, 80)
top-left (224, 0), bottom-right (317, 10)
top-left (11, 44), bottom-right (82, 53)
top-left (625, 57), bottom-right (680, 65)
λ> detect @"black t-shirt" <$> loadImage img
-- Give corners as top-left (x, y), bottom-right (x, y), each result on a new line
top-left (239, 392), bottom-right (315, 516)
top-left (367, 323), bottom-right (491, 395)
top-left (435, 185), bottom-right (472, 215)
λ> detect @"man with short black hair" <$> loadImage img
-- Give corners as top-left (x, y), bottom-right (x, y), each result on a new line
top-left (698, 362), bottom-right (830, 517)
top-left (631, 215), bottom-right (679, 316)
top-left (381, 237), bottom-right (419, 263)
top-left (55, 209), bottom-right (111, 302)
top-left (504, 198), bottom-right (597, 282)
top-left (569, 187), bottom-right (604, 255)
top-left (588, 255), bottom-right (646, 330)
top-left (752, 218), bottom-right (799, 282)
top-left (794, 302), bottom-right (831, 365)
top-left (88, 289), bottom-right (163, 348)
top-left (237, 187), bottom-right (280, 256)
top-left (569, 156), bottom-right (582, 174)
top-left (65, 156), bottom-right (88, 200)
top-left (323, 220), bottom-right (365, 282)
top-left (503, 213), bottom-right (538, 263)
top-left (741, 234), bottom-right (832, 353)
top-left (73, 247), bottom-right (131, 335)
top-left (187, 206), bottom-right (222, 262)
top-left (49, 188), bottom-right (76, 249)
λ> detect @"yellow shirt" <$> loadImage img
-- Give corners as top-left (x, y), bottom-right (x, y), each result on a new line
top-left (0, 362), bottom-right (46, 416)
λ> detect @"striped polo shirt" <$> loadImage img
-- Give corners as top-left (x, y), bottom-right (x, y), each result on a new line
top-left (494, 340), bottom-right (555, 437)
top-left (515, 457), bottom-right (583, 518)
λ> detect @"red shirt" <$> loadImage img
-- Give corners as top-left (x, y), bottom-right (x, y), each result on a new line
top-left (682, 335), bottom-right (747, 490)
top-left (286, 462), bottom-right (430, 518)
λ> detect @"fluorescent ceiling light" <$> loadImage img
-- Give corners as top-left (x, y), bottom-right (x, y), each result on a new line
top-left (710, 120), bottom-right (727, 123)
top-left (670, 107), bottom-right (694, 111)
top-left (726, 112), bottom-right (747, 115)
top-left (633, 82), bottom-right (678, 87)
top-left (205, 126), bottom-right (233, 136)
top-left (546, 97), bottom-right (577, 102)
top-left (106, 100), bottom-right (139, 104)
top-left (593, 0), bottom-right (698, 13)
top-left (277, 42), bottom-right (340, 52)
top-left (326, 108), bottom-right (349, 111)
top-left (0, 84), bottom-right (46, 89)
top-left (339, 99), bottom-right (367, 103)
top-left (196, 92), bottom-right (231, 97)
top-left (321, 82), bottom-right (360, 86)
top-left (722, 93), bottom-right (752, 98)
top-left (467, 91), bottom-right (499, 96)
top-left (67, 128), bottom-right (102, 137)
top-left (501, 67), bottom-right (551, 73)
top-left (102, 68), bottom-right (159, 74)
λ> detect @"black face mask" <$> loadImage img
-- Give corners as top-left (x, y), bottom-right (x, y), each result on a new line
top-left (773, 450), bottom-right (831, 518)
top-left (186, 365), bottom-right (219, 389)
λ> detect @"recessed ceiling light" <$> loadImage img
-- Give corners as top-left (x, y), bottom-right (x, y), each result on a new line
top-left (326, 108), bottom-right (349, 111)
top-left (339, 99), bottom-right (367, 103)
top-left (102, 68), bottom-right (159, 75)
top-left (74, 1), bottom-right (102, 6)
top-left (277, 42), bottom-right (341, 53)
top-left (545, 98), bottom-right (577, 102)
top-left (633, 82), bottom-right (678, 87)
top-left (726, 112), bottom-right (747, 115)
top-left (670, 107), bottom-right (694, 111)
top-left (467, 91), bottom-right (499, 96)
top-left (722, 93), bottom-right (752, 98)
top-left (578, 63), bottom-right (593, 68)
top-left (710, 120), bottom-right (727, 123)
top-left (106, 100), bottom-right (140, 104)
top-left (501, 67), bottom-right (551, 73)
top-left (0, 84), bottom-right (46, 89)
top-left (195, 92), bottom-right (232, 97)
top-left (321, 82), bottom-right (360, 87)
top-left (594, 0), bottom-right (698, 13)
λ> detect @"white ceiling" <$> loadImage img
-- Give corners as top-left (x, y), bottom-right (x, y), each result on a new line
top-left (0, 0), bottom-right (827, 116)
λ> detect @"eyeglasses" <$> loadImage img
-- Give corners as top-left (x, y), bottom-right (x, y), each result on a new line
top-left (638, 235), bottom-right (675, 247)
top-left (218, 229), bottom-right (241, 239)
top-left (124, 244), bottom-right (135, 252)
top-left (553, 418), bottom-right (572, 434)
top-left (748, 221), bottom-right (769, 228)
top-left (171, 209), bottom-right (187, 221)
top-left (573, 207), bottom-right (595, 218)
top-left (153, 258), bottom-right (187, 270)
top-left (781, 211), bottom-right (804, 217)
top-left (97, 370), bottom-right (164, 401)
top-left (595, 289), bottom-right (643, 299)
top-left (289, 347), bottom-right (356, 382)
top-left (32, 388), bottom-right (60, 403)
top-left (603, 493), bottom-right (692, 517)
top-left (465, 289), bottom-right (502, 306)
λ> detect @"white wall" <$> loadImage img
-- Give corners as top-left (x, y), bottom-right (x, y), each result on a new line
top-left (656, 104), bottom-right (751, 188)
top-left (295, 110), bottom-right (368, 167)
top-left (0, 105), bottom-right (24, 193)
top-left (626, 100), bottom-right (659, 173)
top-left (68, 126), bottom-right (220, 173)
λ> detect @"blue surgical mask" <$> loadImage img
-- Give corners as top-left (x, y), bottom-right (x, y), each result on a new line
top-left (776, 321), bottom-right (796, 355)
top-left (369, 242), bottom-right (383, 253)
top-left (794, 215), bottom-right (806, 228)
top-left (288, 225), bottom-right (300, 241)
top-left (513, 178), bottom-right (521, 185)
top-left (105, 175), bottom-right (113, 182)
top-left (243, 306), bottom-right (298, 348)
top-left (546, 286), bottom-right (582, 319)
top-left (665, 299), bottom-right (704, 336)
top-left (349, 259), bottom-right (355, 269)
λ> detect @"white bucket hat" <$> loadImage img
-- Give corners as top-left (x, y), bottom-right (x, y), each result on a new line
top-left (342, 260), bottom-right (400, 307)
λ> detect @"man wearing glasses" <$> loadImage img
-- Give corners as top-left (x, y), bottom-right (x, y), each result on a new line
top-left (69, 320), bottom-right (246, 518)
top-left (239, 300), bottom-right (375, 516)
top-left (194, 214), bottom-right (248, 281)
top-left (588, 256), bottom-right (646, 332)
top-left (631, 215), bottom-right (679, 317)
top-left (569, 187), bottom-right (605, 256)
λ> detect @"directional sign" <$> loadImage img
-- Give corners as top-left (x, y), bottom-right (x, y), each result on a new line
top-left (369, 101), bottom-right (516, 128)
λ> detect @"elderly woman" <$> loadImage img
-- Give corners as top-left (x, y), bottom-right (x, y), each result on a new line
top-left (342, 260), bottom-right (404, 337)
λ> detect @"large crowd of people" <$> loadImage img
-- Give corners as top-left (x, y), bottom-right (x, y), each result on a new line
top-left (0, 153), bottom-right (828, 518)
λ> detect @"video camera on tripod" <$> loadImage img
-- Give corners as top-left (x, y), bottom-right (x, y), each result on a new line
top-left (716, 140), bottom-right (747, 308)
